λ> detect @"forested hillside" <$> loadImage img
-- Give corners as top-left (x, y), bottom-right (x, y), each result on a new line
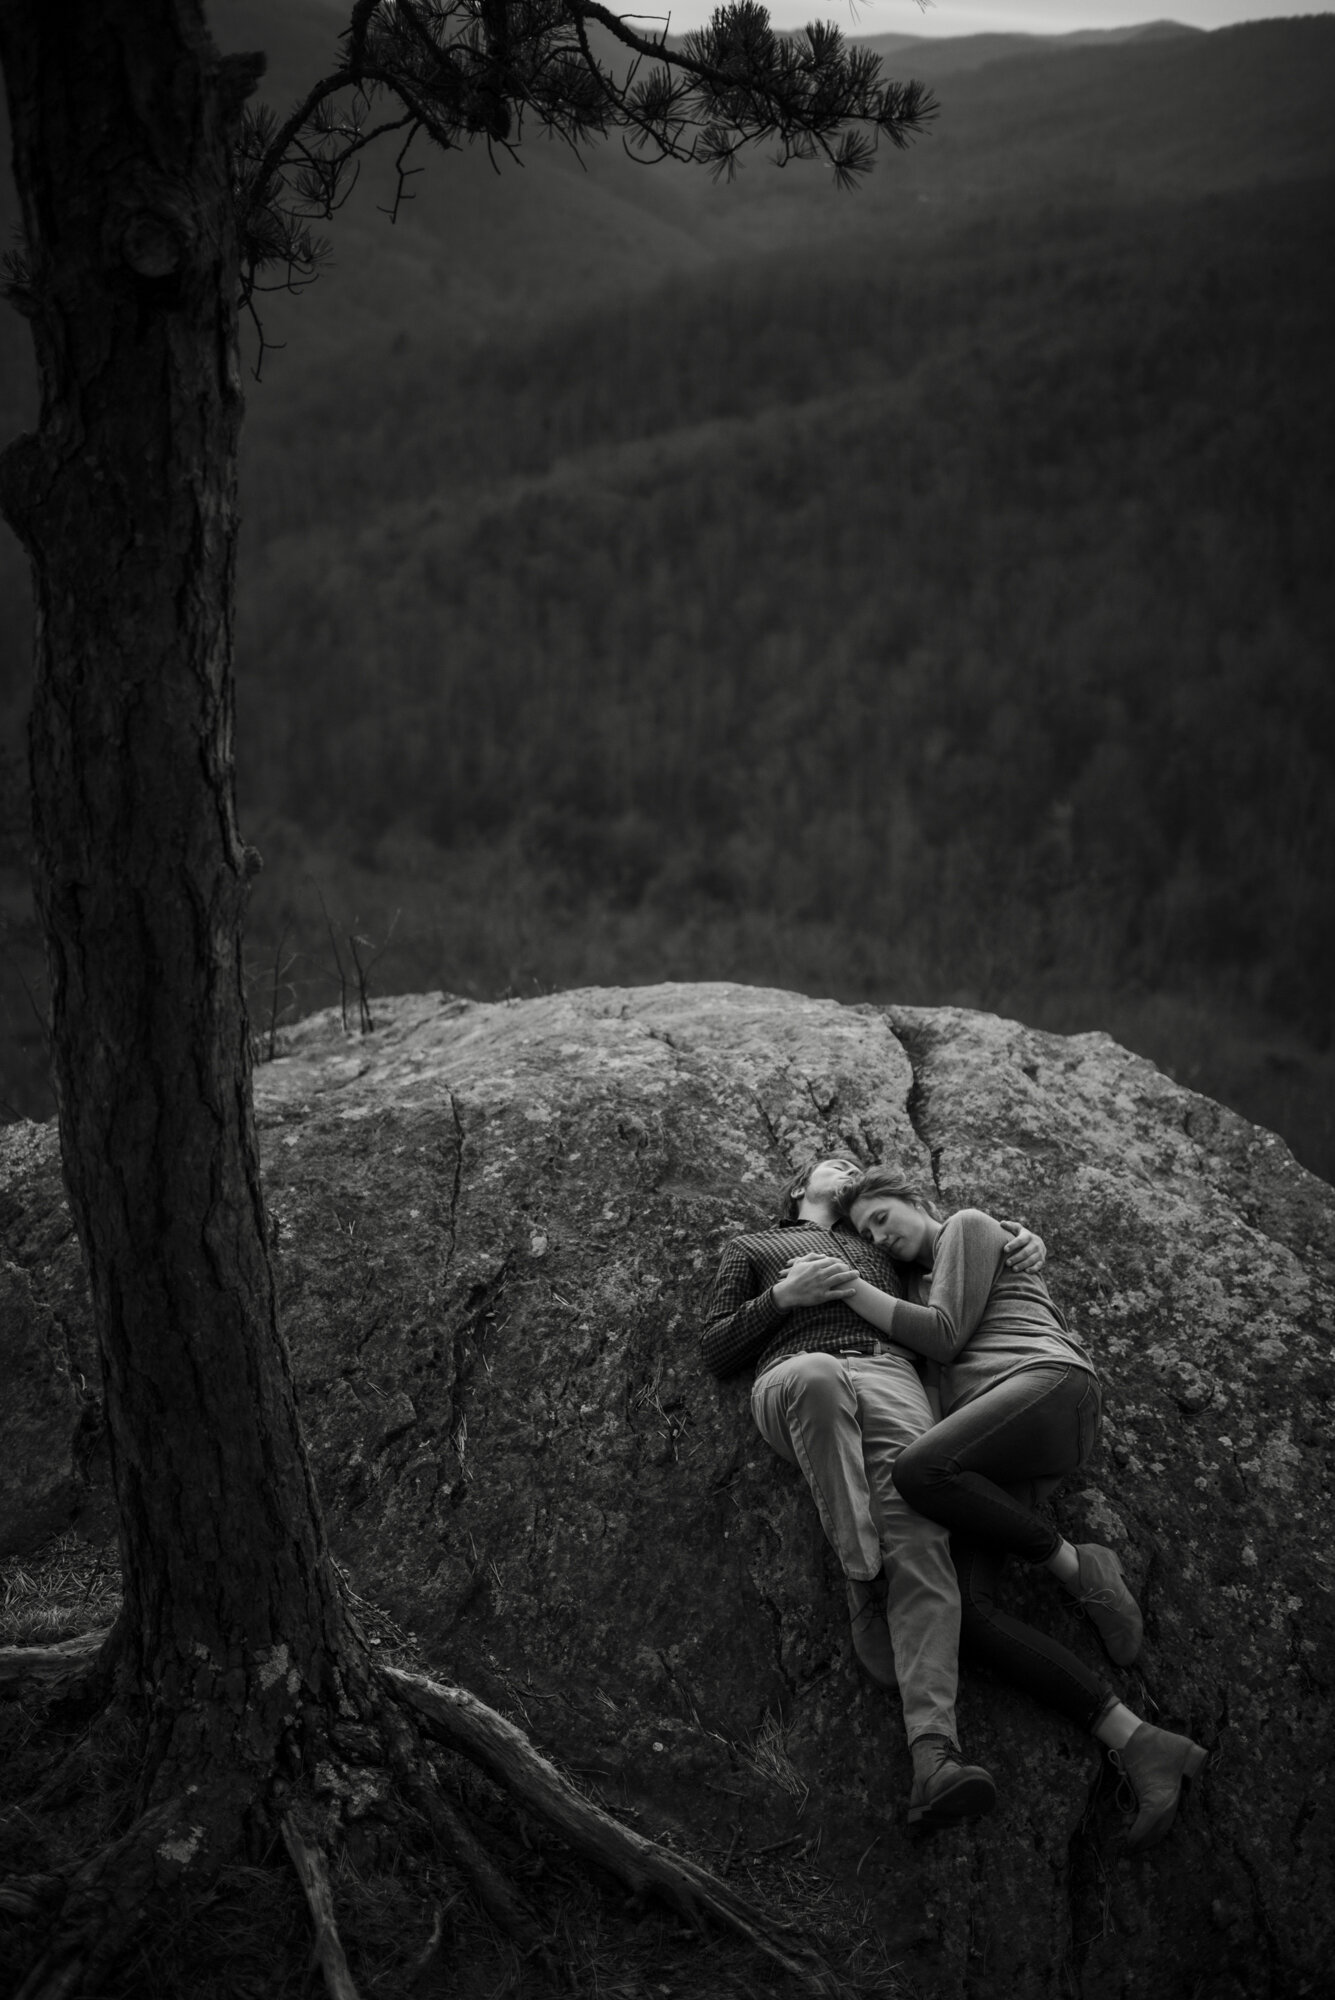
top-left (2, 7), bottom-right (1333, 1175)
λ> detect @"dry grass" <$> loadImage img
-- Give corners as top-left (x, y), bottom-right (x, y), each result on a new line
top-left (740, 1711), bottom-right (811, 1814)
top-left (0, 1529), bottom-right (121, 1646)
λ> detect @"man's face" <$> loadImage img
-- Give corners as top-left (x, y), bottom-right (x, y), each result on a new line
top-left (802, 1157), bottom-right (860, 1206)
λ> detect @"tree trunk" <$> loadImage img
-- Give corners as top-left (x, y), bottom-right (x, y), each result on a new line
top-left (0, 0), bottom-right (357, 1795)
top-left (0, 15), bottom-right (851, 1992)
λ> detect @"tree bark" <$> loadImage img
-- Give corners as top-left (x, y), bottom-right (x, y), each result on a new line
top-left (0, 0), bottom-right (358, 1795)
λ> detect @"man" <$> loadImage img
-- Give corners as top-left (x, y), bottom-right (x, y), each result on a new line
top-left (701, 1154), bottom-right (1042, 1830)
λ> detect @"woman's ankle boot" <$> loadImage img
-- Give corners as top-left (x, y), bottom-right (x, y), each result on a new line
top-left (1072, 1543), bottom-right (1143, 1665)
top-left (1110, 1721), bottom-right (1208, 1849)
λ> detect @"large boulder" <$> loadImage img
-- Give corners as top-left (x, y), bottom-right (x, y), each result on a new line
top-left (2, 982), bottom-right (1332, 1998)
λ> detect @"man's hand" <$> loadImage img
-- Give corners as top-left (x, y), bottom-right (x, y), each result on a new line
top-left (1000, 1222), bottom-right (1047, 1274)
top-left (774, 1253), bottom-right (858, 1310)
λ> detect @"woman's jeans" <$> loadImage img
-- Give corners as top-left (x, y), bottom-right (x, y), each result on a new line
top-left (893, 1364), bottom-right (1110, 1729)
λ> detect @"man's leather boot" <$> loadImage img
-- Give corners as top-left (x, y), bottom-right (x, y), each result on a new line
top-left (907, 1734), bottom-right (997, 1831)
top-left (845, 1573), bottom-right (896, 1687)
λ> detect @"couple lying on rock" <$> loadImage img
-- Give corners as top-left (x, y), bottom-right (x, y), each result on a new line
top-left (702, 1155), bottom-right (1208, 1842)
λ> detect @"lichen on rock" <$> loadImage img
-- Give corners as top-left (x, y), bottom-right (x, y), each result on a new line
top-left (2, 981), bottom-right (1332, 1998)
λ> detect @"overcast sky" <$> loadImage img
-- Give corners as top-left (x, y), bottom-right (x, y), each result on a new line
top-left (648, 2), bottom-right (1334, 40)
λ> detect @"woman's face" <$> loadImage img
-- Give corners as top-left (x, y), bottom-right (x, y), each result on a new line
top-left (849, 1192), bottom-right (933, 1263)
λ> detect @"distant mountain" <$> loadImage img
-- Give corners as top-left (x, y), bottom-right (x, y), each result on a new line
top-left (217, 10), bottom-right (1335, 263)
top-left (4, 10), bottom-right (1331, 694)
top-left (851, 18), bottom-right (1202, 79)
top-left (198, 12), bottom-right (1335, 379)
top-left (2, 8), bottom-right (1333, 1179)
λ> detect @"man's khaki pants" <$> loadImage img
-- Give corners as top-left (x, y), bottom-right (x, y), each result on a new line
top-left (752, 1348), bottom-right (961, 1747)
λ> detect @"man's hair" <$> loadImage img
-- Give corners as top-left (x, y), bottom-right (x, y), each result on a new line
top-left (835, 1163), bottom-right (945, 1224)
top-left (777, 1153), bottom-right (861, 1223)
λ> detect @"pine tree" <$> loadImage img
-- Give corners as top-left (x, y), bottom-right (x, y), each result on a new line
top-left (0, 6), bottom-right (932, 1991)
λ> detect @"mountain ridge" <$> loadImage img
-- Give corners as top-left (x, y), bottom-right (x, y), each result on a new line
top-left (1, 10), bottom-right (1332, 1181)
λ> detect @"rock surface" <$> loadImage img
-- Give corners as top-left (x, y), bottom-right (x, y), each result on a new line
top-left (2, 982), bottom-right (1333, 1998)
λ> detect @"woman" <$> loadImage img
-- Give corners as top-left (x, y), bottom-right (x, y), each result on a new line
top-left (788, 1164), bottom-right (1208, 1850)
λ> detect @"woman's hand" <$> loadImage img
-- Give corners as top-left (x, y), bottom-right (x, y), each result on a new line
top-left (777, 1256), bottom-right (903, 1338)
top-left (774, 1253), bottom-right (858, 1310)
top-left (1000, 1222), bottom-right (1047, 1273)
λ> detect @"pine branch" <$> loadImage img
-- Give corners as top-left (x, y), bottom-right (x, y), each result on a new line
top-left (235, 1), bottom-right (939, 295)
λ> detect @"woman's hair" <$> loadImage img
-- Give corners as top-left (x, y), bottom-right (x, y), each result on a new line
top-left (835, 1164), bottom-right (944, 1224)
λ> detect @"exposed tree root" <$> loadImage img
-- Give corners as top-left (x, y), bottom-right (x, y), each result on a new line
top-left (11, 1781), bottom-right (250, 2000)
top-left (0, 1876), bottom-right (64, 1921)
top-left (280, 1812), bottom-right (363, 2000)
top-left (2, 1631), bottom-right (848, 1999)
top-left (386, 1664), bottom-right (845, 1998)
top-left (381, 1698), bottom-right (552, 1964)
top-left (0, 1625), bottom-right (112, 1694)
